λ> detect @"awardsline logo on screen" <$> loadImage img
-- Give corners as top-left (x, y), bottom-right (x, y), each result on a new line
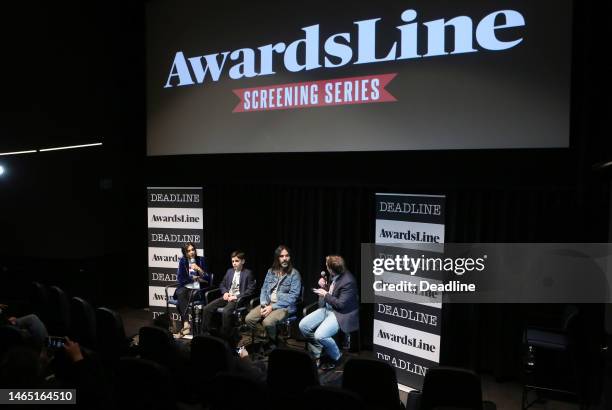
top-left (163, 8), bottom-right (525, 112)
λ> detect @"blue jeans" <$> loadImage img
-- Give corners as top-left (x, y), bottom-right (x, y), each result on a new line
top-left (299, 307), bottom-right (340, 361)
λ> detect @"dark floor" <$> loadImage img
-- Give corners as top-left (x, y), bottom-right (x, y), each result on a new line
top-left (118, 307), bottom-right (610, 410)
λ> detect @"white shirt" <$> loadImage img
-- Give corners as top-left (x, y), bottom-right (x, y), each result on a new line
top-left (229, 270), bottom-right (241, 296)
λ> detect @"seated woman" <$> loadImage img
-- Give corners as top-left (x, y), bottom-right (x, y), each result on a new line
top-left (175, 242), bottom-right (210, 336)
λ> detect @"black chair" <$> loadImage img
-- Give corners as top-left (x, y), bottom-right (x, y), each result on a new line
top-left (28, 281), bottom-right (50, 324)
top-left (165, 273), bottom-right (214, 334)
top-left (96, 307), bottom-right (129, 361)
top-left (190, 335), bottom-right (233, 407)
top-left (250, 286), bottom-right (305, 344)
top-left (138, 325), bottom-right (175, 367)
top-left (202, 287), bottom-right (255, 334)
top-left (267, 348), bottom-right (319, 398)
top-left (0, 325), bottom-right (25, 357)
top-left (191, 335), bottom-right (232, 382)
top-left (522, 305), bottom-right (584, 409)
top-left (303, 386), bottom-right (367, 410)
top-left (0, 345), bottom-right (44, 389)
top-left (278, 285), bottom-right (305, 340)
top-left (340, 328), bottom-right (361, 351)
top-left (70, 297), bottom-right (97, 349)
top-left (115, 357), bottom-right (175, 410)
top-left (343, 294), bottom-right (362, 352)
top-left (47, 286), bottom-right (71, 336)
top-left (407, 366), bottom-right (496, 410)
top-left (209, 372), bottom-right (268, 410)
top-left (343, 358), bottom-right (405, 410)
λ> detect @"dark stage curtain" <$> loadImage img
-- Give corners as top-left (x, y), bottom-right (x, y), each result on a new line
top-left (193, 179), bottom-right (607, 382)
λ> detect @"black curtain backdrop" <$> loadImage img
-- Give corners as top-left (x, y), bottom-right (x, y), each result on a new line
top-left (146, 146), bottom-right (609, 381)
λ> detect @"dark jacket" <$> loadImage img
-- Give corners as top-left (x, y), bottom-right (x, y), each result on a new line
top-left (219, 268), bottom-right (256, 300)
top-left (320, 271), bottom-right (359, 333)
top-left (177, 256), bottom-right (209, 288)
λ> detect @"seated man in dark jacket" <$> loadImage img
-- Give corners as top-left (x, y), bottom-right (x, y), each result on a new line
top-left (299, 255), bottom-right (359, 370)
top-left (202, 251), bottom-right (256, 336)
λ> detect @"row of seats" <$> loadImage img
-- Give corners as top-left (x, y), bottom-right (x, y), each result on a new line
top-left (28, 281), bottom-right (130, 359)
top-left (21, 281), bottom-right (497, 409)
top-left (132, 328), bottom-right (407, 410)
top-left (131, 328), bottom-right (496, 410)
top-left (120, 362), bottom-right (495, 410)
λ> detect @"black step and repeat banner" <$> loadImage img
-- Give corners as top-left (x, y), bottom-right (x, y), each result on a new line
top-left (374, 193), bottom-right (445, 391)
top-left (147, 187), bottom-right (204, 321)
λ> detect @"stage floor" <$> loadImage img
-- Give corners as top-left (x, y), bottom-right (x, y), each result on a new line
top-left (118, 307), bottom-right (583, 410)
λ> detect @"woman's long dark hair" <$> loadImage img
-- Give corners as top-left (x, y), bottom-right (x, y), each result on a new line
top-left (271, 244), bottom-right (293, 273)
top-left (181, 242), bottom-right (198, 259)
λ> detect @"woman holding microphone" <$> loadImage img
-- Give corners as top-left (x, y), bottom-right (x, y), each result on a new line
top-left (175, 242), bottom-right (209, 335)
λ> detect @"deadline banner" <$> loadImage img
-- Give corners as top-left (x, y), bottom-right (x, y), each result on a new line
top-left (147, 187), bottom-right (204, 322)
top-left (373, 192), bottom-right (446, 391)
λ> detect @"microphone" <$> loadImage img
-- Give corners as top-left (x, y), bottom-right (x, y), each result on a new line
top-left (189, 258), bottom-right (197, 277)
top-left (320, 270), bottom-right (328, 285)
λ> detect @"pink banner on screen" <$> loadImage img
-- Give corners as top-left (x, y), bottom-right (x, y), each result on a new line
top-left (232, 73), bottom-right (397, 113)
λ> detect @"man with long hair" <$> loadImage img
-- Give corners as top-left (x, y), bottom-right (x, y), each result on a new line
top-left (245, 245), bottom-right (301, 350)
